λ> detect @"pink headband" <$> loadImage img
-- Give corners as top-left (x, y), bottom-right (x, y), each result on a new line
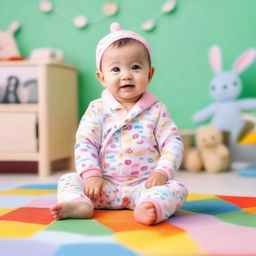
top-left (96, 22), bottom-right (152, 70)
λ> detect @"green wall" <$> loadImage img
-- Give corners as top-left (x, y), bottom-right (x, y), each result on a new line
top-left (1, 0), bottom-right (256, 129)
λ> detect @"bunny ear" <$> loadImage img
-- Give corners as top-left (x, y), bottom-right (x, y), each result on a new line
top-left (232, 49), bottom-right (256, 74)
top-left (8, 21), bottom-right (20, 34)
top-left (209, 45), bottom-right (222, 73)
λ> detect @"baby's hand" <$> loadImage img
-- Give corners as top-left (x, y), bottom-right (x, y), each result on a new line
top-left (145, 171), bottom-right (168, 189)
top-left (83, 176), bottom-right (104, 200)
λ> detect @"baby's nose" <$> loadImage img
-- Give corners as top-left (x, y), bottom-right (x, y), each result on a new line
top-left (121, 70), bottom-right (132, 80)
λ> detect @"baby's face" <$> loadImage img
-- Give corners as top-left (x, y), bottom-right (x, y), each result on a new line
top-left (96, 41), bottom-right (154, 107)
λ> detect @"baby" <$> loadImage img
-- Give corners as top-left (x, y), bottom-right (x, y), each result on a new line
top-left (51, 22), bottom-right (188, 225)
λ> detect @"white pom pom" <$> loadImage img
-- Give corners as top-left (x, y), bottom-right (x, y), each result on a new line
top-left (39, 0), bottom-right (53, 13)
top-left (142, 20), bottom-right (155, 31)
top-left (162, 0), bottom-right (176, 13)
top-left (103, 2), bottom-right (118, 16)
top-left (73, 15), bottom-right (88, 28)
top-left (110, 22), bottom-right (121, 32)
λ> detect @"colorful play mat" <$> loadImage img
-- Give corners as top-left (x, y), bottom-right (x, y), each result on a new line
top-left (0, 184), bottom-right (256, 256)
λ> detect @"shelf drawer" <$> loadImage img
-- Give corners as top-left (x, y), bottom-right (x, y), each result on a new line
top-left (0, 112), bottom-right (38, 152)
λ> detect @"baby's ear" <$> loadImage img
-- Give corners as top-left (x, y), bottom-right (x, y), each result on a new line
top-left (96, 71), bottom-right (105, 86)
top-left (148, 67), bottom-right (155, 82)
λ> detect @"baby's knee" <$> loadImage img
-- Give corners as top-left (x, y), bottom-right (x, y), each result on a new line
top-left (57, 172), bottom-right (83, 190)
top-left (167, 180), bottom-right (188, 194)
top-left (58, 172), bottom-right (80, 182)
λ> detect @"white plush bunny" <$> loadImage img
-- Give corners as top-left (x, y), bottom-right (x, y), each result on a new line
top-left (193, 45), bottom-right (256, 142)
top-left (0, 21), bottom-right (21, 59)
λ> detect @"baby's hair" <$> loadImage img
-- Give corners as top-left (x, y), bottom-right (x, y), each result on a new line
top-left (112, 38), bottom-right (134, 48)
top-left (111, 38), bottom-right (151, 66)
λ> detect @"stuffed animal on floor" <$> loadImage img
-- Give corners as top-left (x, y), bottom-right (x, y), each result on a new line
top-left (192, 45), bottom-right (256, 142)
top-left (196, 126), bottom-right (230, 173)
top-left (183, 126), bottom-right (230, 173)
top-left (182, 147), bottom-right (203, 173)
top-left (0, 21), bottom-right (21, 60)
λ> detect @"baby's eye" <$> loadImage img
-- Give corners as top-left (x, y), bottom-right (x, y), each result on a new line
top-left (131, 65), bottom-right (140, 70)
top-left (111, 67), bottom-right (120, 72)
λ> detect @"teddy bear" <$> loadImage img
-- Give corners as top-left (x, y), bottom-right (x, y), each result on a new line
top-left (182, 147), bottom-right (203, 173)
top-left (182, 126), bottom-right (230, 173)
top-left (181, 130), bottom-right (203, 173)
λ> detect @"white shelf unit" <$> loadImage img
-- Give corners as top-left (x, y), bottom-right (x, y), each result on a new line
top-left (0, 61), bottom-right (78, 176)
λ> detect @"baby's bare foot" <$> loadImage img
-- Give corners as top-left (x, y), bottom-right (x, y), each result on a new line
top-left (50, 201), bottom-right (93, 220)
top-left (134, 202), bottom-right (157, 225)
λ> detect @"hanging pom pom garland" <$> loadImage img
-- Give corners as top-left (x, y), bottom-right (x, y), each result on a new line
top-left (39, 0), bottom-right (119, 29)
top-left (141, 0), bottom-right (177, 31)
top-left (73, 15), bottom-right (88, 28)
top-left (39, 0), bottom-right (177, 32)
top-left (162, 0), bottom-right (176, 13)
top-left (142, 20), bottom-right (155, 31)
top-left (39, 0), bottom-right (53, 13)
top-left (103, 2), bottom-right (118, 16)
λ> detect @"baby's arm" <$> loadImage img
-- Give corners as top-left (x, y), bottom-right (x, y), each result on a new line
top-left (75, 101), bottom-right (103, 184)
top-left (152, 103), bottom-right (184, 181)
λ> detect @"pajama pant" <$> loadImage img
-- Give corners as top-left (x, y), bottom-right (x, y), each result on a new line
top-left (57, 172), bottom-right (188, 223)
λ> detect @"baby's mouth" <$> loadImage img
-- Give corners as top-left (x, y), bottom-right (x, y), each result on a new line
top-left (120, 84), bottom-right (134, 89)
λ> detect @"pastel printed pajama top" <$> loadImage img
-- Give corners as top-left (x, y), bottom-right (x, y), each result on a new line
top-left (75, 89), bottom-right (184, 185)
top-left (58, 89), bottom-right (187, 223)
